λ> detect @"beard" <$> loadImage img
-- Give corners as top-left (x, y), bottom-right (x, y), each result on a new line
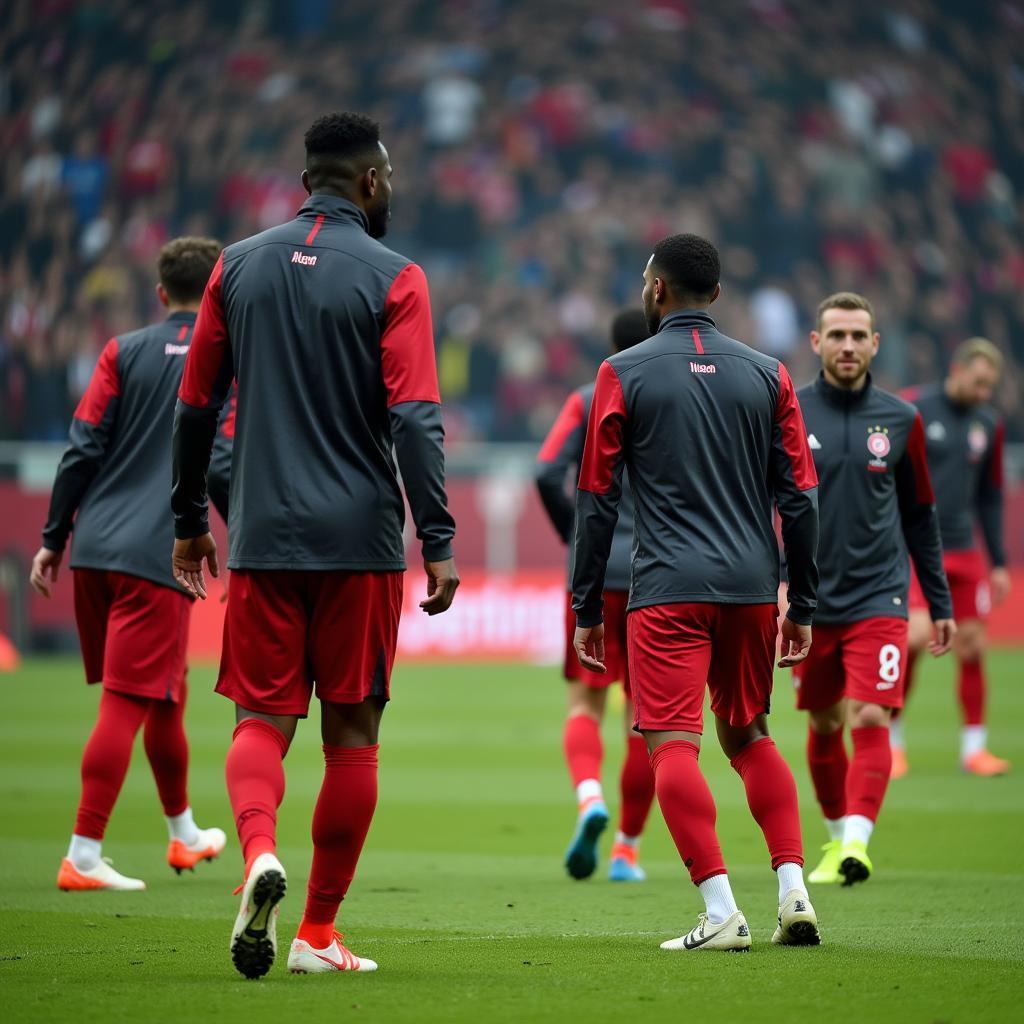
top-left (367, 198), bottom-right (391, 239)
top-left (643, 303), bottom-right (661, 336)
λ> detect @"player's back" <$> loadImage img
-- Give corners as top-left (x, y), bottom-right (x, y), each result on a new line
top-left (218, 195), bottom-right (422, 571)
top-left (72, 314), bottom-right (196, 587)
top-left (607, 310), bottom-right (800, 608)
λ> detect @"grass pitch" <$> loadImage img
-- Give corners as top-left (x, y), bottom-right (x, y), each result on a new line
top-left (1, 652), bottom-right (1022, 1023)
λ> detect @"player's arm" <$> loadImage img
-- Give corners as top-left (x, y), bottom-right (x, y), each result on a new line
top-left (31, 338), bottom-right (122, 597)
top-left (171, 253), bottom-right (232, 598)
top-left (976, 419), bottom-right (1010, 603)
top-left (535, 391), bottom-right (586, 544)
top-left (896, 411), bottom-right (955, 653)
top-left (207, 386), bottom-right (236, 524)
top-left (381, 262), bottom-right (458, 616)
top-left (570, 360), bottom-right (626, 671)
top-left (770, 364), bottom-right (819, 666)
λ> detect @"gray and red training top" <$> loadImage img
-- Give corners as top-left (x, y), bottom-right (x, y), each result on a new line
top-left (536, 382), bottom-right (635, 592)
top-left (903, 383), bottom-right (1005, 567)
top-left (171, 194), bottom-right (455, 570)
top-left (571, 310), bottom-right (819, 629)
top-left (797, 373), bottom-right (952, 624)
top-left (42, 312), bottom-right (196, 590)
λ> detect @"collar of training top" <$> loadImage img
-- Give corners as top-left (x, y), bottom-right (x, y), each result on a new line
top-left (657, 309), bottom-right (716, 332)
top-left (297, 193), bottom-right (370, 233)
top-left (815, 369), bottom-right (874, 406)
top-left (165, 310), bottom-right (198, 323)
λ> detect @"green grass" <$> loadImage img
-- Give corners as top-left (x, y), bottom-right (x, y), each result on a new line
top-left (1, 652), bottom-right (1022, 1023)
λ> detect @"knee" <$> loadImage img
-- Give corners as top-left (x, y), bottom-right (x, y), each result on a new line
top-left (849, 702), bottom-right (889, 730)
top-left (955, 626), bottom-right (985, 664)
top-left (809, 705), bottom-right (844, 736)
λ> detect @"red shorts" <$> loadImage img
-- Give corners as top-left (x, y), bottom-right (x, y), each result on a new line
top-left (564, 590), bottom-right (630, 691)
top-left (792, 616), bottom-right (908, 710)
top-left (909, 548), bottom-right (989, 621)
top-left (627, 602), bottom-right (778, 733)
top-left (216, 570), bottom-right (403, 717)
top-left (73, 569), bottom-right (191, 702)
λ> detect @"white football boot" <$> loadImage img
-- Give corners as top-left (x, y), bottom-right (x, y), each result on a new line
top-left (288, 932), bottom-right (378, 973)
top-left (57, 856), bottom-right (146, 891)
top-left (660, 910), bottom-right (751, 952)
top-left (772, 888), bottom-right (821, 945)
top-left (230, 852), bottom-right (287, 979)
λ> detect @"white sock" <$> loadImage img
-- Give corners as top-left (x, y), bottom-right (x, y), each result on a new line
top-left (614, 831), bottom-right (639, 848)
top-left (776, 862), bottom-right (807, 901)
top-left (68, 835), bottom-right (102, 871)
top-left (698, 873), bottom-right (738, 924)
top-left (576, 778), bottom-right (603, 806)
top-left (825, 817), bottom-right (845, 842)
top-left (961, 725), bottom-right (987, 760)
top-left (843, 814), bottom-right (874, 847)
top-left (166, 807), bottom-right (199, 845)
top-left (889, 718), bottom-right (905, 751)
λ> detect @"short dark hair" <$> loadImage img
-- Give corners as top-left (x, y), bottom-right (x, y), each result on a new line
top-left (157, 237), bottom-right (221, 303)
top-left (304, 111), bottom-right (381, 162)
top-left (610, 309), bottom-right (649, 353)
top-left (816, 291), bottom-right (874, 331)
top-left (650, 234), bottom-right (721, 302)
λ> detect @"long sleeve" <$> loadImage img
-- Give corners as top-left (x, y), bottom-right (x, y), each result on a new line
top-left (172, 253), bottom-right (233, 539)
top-left (535, 389), bottom-right (586, 543)
top-left (382, 262), bottom-right (455, 561)
top-left (571, 361), bottom-right (626, 628)
top-left (897, 412), bottom-right (953, 620)
top-left (207, 387), bottom-right (236, 524)
top-left (770, 363), bottom-right (819, 625)
top-left (42, 338), bottom-right (121, 551)
top-left (976, 419), bottom-right (1006, 568)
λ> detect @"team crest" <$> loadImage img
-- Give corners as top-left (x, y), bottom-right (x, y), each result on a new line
top-left (867, 425), bottom-right (890, 471)
top-left (967, 423), bottom-right (988, 461)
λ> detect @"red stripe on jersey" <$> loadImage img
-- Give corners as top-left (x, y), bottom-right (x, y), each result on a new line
top-left (538, 390), bottom-right (586, 463)
top-left (177, 323), bottom-right (188, 342)
top-left (578, 361), bottom-right (626, 495)
top-left (990, 420), bottom-right (1005, 490)
top-left (305, 214), bottom-right (326, 246)
top-left (179, 253), bottom-right (229, 408)
top-left (74, 338), bottom-right (120, 425)
top-left (774, 362), bottom-right (817, 491)
top-left (381, 263), bottom-right (441, 407)
top-left (691, 328), bottom-right (704, 355)
top-left (905, 413), bottom-right (936, 504)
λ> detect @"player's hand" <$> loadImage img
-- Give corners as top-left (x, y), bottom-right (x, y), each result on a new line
top-left (29, 546), bottom-right (62, 599)
top-left (990, 567), bottom-right (1011, 606)
top-left (928, 618), bottom-right (956, 657)
top-left (172, 533), bottom-right (219, 600)
top-left (574, 623), bottom-right (606, 673)
top-left (778, 617), bottom-right (812, 668)
top-left (420, 557), bottom-right (459, 615)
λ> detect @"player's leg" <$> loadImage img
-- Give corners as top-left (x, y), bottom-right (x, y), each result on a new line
top-left (215, 570), bottom-right (308, 979)
top-left (289, 697), bottom-right (384, 974)
top-left (713, 604), bottom-right (819, 946)
top-left (608, 592), bottom-right (654, 881)
top-left (633, 604), bottom-right (750, 951)
top-left (563, 681), bottom-right (611, 879)
top-left (956, 617), bottom-right (1009, 775)
top-left (287, 569), bottom-right (401, 975)
top-left (144, 678), bottom-right (227, 873)
top-left (58, 687), bottom-right (150, 891)
top-left (889, 608), bottom-right (931, 779)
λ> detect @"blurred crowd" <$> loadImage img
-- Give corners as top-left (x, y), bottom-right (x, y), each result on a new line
top-left (2, 0), bottom-right (1023, 443)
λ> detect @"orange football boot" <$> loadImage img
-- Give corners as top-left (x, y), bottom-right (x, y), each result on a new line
top-left (167, 826), bottom-right (227, 874)
top-left (890, 747), bottom-right (909, 779)
top-left (57, 857), bottom-right (146, 891)
top-left (962, 750), bottom-right (1011, 776)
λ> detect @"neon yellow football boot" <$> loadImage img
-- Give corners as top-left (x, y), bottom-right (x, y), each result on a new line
top-left (807, 840), bottom-right (843, 884)
top-left (838, 839), bottom-right (873, 886)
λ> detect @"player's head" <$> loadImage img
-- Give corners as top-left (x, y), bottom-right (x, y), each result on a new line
top-left (946, 337), bottom-right (1003, 406)
top-left (642, 234), bottom-right (722, 334)
top-left (610, 309), bottom-right (649, 354)
top-left (156, 237), bottom-right (221, 310)
top-left (811, 292), bottom-right (879, 390)
top-left (302, 112), bottom-right (392, 239)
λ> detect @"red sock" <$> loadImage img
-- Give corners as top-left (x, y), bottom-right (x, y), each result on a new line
top-left (143, 686), bottom-right (189, 817)
top-left (563, 714), bottom-right (602, 789)
top-left (650, 740), bottom-right (725, 885)
top-left (618, 734), bottom-right (655, 837)
top-left (731, 737), bottom-right (803, 869)
top-left (958, 660), bottom-right (985, 726)
top-left (806, 727), bottom-right (848, 821)
top-left (298, 744), bottom-right (379, 948)
top-left (75, 690), bottom-right (150, 839)
top-left (847, 726), bottom-right (891, 822)
top-left (225, 718), bottom-right (289, 869)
